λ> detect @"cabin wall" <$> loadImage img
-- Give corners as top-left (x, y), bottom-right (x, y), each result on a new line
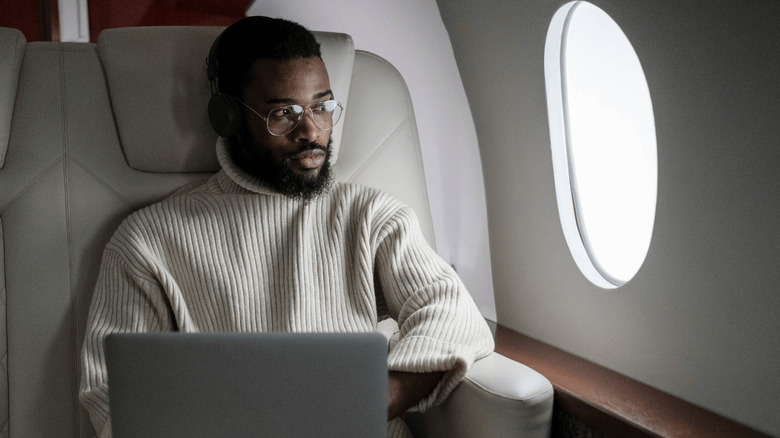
top-left (437, 0), bottom-right (780, 435)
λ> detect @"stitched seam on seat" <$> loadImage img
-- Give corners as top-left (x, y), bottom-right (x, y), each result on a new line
top-left (67, 157), bottom-right (132, 207)
top-left (345, 116), bottom-right (410, 183)
top-left (57, 46), bottom-right (81, 438)
top-left (0, 156), bottom-right (65, 211)
top-left (463, 376), bottom-right (555, 405)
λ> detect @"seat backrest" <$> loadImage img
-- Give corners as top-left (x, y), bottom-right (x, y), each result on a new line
top-left (0, 26), bottom-right (432, 437)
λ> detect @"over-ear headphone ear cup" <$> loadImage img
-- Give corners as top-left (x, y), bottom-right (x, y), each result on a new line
top-left (208, 93), bottom-right (244, 137)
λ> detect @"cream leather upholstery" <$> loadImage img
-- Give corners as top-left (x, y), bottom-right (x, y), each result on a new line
top-left (0, 26), bottom-right (552, 437)
top-left (0, 27), bottom-right (24, 168)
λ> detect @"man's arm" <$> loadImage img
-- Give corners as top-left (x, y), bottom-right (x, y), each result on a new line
top-left (81, 244), bottom-right (173, 436)
top-left (373, 201), bottom-right (494, 413)
top-left (387, 370), bottom-right (445, 420)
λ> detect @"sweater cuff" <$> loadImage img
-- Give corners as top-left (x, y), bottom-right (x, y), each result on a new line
top-left (386, 335), bottom-right (479, 412)
top-left (80, 385), bottom-right (111, 437)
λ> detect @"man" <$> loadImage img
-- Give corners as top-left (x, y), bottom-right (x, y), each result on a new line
top-left (80, 16), bottom-right (494, 438)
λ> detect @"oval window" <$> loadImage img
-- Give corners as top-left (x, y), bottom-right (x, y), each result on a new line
top-left (545, 1), bottom-right (657, 288)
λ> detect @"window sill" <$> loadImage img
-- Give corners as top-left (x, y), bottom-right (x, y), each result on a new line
top-left (493, 325), bottom-right (770, 437)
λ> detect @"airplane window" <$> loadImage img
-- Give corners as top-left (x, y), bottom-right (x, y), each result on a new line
top-left (544, 1), bottom-right (657, 288)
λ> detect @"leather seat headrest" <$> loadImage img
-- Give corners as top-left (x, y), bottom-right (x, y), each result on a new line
top-left (97, 26), bottom-right (354, 173)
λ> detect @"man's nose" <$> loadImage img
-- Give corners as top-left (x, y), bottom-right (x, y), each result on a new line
top-left (292, 110), bottom-right (320, 143)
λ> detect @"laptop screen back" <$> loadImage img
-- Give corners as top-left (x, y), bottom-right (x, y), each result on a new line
top-left (105, 332), bottom-right (388, 438)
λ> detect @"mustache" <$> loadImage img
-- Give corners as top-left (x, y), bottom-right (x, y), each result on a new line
top-left (287, 138), bottom-right (332, 158)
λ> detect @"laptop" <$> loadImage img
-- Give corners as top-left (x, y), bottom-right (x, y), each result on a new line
top-left (105, 332), bottom-right (388, 438)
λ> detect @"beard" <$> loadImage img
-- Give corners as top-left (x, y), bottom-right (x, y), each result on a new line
top-left (229, 132), bottom-right (334, 201)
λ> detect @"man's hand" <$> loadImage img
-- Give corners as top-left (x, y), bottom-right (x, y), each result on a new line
top-left (387, 370), bottom-right (445, 420)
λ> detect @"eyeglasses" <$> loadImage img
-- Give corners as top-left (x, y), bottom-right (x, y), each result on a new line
top-left (239, 99), bottom-right (344, 136)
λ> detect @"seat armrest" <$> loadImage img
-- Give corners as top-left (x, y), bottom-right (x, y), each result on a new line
top-left (406, 352), bottom-right (554, 438)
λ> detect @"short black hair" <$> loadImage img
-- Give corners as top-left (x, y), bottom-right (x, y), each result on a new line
top-left (213, 16), bottom-right (322, 98)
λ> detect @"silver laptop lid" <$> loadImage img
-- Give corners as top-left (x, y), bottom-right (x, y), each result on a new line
top-left (105, 332), bottom-right (388, 438)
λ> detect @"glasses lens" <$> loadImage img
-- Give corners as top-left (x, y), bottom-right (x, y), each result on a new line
top-left (267, 105), bottom-right (303, 136)
top-left (265, 101), bottom-right (343, 136)
top-left (311, 100), bottom-right (343, 131)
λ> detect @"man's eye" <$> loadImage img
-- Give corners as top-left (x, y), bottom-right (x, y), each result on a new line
top-left (270, 106), bottom-right (303, 118)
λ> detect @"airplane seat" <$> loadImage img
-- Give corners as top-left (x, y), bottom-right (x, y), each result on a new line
top-left (0, 25), bottom-right (553, 437)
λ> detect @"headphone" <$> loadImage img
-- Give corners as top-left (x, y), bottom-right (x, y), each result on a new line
top-left (206, 32), bottom-right (244, 138)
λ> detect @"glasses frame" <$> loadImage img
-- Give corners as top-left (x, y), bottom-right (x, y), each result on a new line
top-left (238, 99), bottom-right (344, 137)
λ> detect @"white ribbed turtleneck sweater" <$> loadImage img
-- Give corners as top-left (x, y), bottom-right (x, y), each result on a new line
top-left (80, 139), bottom-right (494, 437)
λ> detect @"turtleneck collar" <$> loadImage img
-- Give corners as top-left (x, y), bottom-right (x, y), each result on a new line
top-left (214, 137), bottom-right (285, 196)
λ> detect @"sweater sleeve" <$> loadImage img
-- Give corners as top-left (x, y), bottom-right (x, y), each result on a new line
top-left (374, 205), bottom-right (494, 412)
top-left (79, 240), bottom-right (175, 437)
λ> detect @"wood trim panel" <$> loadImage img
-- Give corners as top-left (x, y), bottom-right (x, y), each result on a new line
top-left (494, 325), bottom-right (771, 437)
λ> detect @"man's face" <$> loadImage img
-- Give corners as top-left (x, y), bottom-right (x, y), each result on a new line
top-left (233, 57), bottom-right (334, 199)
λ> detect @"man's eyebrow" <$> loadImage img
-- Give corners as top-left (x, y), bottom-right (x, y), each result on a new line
top-left (265, 89), bottom-right (334, 105)
top-left (314, 89), bottom-right (334, 100)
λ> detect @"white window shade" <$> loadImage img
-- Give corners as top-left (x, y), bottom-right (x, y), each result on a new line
top-left (545, 1), bottom-right (657, 288)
